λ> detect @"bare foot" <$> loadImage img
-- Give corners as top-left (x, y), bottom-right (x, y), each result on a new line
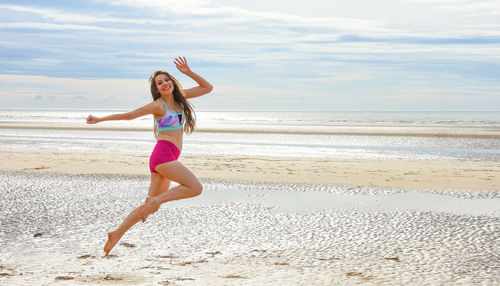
top-left (141, 196), bottom-right (161, 223)
top-left (104, 231), bottom-right (121, 256)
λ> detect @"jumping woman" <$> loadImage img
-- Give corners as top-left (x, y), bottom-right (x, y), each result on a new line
top-left (86, 57), bottom-right (212, 256)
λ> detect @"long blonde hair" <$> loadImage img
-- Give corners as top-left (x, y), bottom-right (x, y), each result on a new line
top-left (149, 70), bottom-right (196, 136)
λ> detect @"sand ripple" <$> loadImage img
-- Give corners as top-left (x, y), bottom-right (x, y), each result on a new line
top-left (0, 172), bottom-right (498, 285)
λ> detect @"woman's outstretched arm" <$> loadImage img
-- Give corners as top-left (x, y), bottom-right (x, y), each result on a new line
top-left (174, 57), bottom-right (213, 99)
top-left (86, 101), bottom-right (160, 124)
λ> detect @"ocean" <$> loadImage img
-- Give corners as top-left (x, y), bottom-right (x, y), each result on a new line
top-left (1, 109), bottom-right (499, 162)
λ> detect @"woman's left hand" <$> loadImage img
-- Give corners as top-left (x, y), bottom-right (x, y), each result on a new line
top-left (174, 57), bottom-right (192, 74)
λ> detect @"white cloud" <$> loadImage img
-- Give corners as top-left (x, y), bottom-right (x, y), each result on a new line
top-left (0, 22), bottom-right (115, 32)
top-left (108, 0), bottom-right (212, 11)
top-left (436, 1), bottom-right (500, 14)
top-left (402, 0), bottom-right (500, 15)
top-left (101, 0), bottom-right (391, 36)
top-left (0, 4), bottom-right (170, 25)
top-left (0, 4), bottom-right (105, 23)
top-left (0, 74), bottom-right (149, 102)
top-left (295, 73), bottom-right (380, 83)
top-left (402, 0), bottom-right (469, 3)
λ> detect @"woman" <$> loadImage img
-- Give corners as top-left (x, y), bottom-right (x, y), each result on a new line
top-left (86, 57), bottom-right (212, 256)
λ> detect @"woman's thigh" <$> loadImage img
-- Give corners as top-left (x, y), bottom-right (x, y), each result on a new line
top-left (155, 160), bottom-right (201, 190)
top-left (148, 172), bottom-right (171, 197)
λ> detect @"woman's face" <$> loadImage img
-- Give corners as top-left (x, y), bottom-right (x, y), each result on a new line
top-left (155, 74), bottom-right (173, 96)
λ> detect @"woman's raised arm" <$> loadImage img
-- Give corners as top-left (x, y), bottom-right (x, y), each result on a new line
top-left (174, 57), bottom-right (213, 99)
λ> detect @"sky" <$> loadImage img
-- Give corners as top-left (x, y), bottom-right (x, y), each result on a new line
top-left (0, 0), bottom-right (499, 111)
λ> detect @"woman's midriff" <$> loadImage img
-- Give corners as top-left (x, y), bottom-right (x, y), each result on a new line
top-left (157, 130), bottom-right (183, 152)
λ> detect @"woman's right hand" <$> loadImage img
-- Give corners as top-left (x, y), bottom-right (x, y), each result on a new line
top-left (174, 56), bottom-right (192, 74)
top-left (86, 115), bottom-right (100, 124)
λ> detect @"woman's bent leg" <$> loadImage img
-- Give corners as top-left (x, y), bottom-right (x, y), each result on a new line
top-left (141, 160), bottom-right (202, 222)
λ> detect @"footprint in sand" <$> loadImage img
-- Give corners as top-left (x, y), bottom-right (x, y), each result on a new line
top-left (346, 272), bottom-right (374, 281)
top-left (346, 272), bottom-right (363, 277)
top-left (103, 274), bottom-right (122, 281)
top-left (176, 259), bottom-right (207, 266)
top-left (80, 274), bottom-right (123, 283)
top-left (223, 275), bottom-right (246, 279)
top-left (0, 273), bottom-right (14, 277)
top-left (384, 257), bottom-right (401, 262)
top-left (165, 277), bottom-right (195, 281)
top-left (55, 276), bottom-right (74, 281)
top-left (156, 254), bottom-right (179, 259)
top-left (120, 242), bottom-right (136, 248)
top-left (0, 265), bottom-right (15, 277)
top-left (205, 251), bottom-right (221, 257)
top-left (77, 254), bottom-right (95, 259)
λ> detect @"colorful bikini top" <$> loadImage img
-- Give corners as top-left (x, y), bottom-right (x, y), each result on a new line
top-left (156, 98), bottom-right (184, 131)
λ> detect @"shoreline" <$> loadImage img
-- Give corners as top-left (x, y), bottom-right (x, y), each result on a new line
top-left (1, 148), bottom-right (498, 191)
top-left (1, 123), bottom-right (499, 138)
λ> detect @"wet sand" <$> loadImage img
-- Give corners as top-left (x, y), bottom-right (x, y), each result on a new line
top-left (0, 172), bottom-right (498, 285)
top-left (0, 148), bottom-right (499, 191)
top-left (0, 147), bottom-right (499, 285)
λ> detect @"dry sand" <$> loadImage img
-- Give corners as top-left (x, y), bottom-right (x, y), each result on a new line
top-left (0, 148), bottom-right (498, 191)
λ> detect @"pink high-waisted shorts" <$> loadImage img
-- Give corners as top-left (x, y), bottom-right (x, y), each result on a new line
top-left (149, 140), bottom-right (181, 173)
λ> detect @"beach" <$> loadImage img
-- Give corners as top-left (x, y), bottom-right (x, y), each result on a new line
top-left (1, 110), bottom-right (499, 285)
top-left (0, 168), bottom-right (499, 285)
top-left (3, 0), bottom-right (500, 284)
